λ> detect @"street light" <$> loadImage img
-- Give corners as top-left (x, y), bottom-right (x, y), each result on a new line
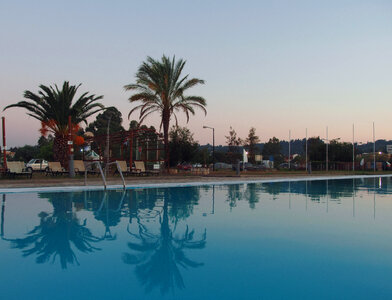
top-left (203, 126), bottom-right (215, 171)
top-left (288, 130), bottom-right (291, 169)
top-left (352, 124), bottom-right (355, 171)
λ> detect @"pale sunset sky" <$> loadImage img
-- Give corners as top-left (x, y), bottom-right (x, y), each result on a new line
top-left (1, 0), bottom-right (391, 147)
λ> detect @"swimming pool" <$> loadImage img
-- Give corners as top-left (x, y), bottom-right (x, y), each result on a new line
top-left (1, 177), bottom-right (392, 299)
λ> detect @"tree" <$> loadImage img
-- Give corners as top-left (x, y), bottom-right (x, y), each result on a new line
top-left (86, 107), bottom-right (124, 136)
top-left (38, 135), bottom-right (54, 161)
top-left (329, 140), bottom-right (352, 162)
top-left (124, 55), bottom-right (206, 169)
top-left (244, 127), bottom-right (260, 163)
top-left (4, 81), bottom-right (105, 168)
top-left (262, 137), bottom-right (284, 167)
top-left (129, 120), bottom-right (139, 130)
top-left (225, 126), bottom-right (242, 151)
top-left (12, 145), bottom-right (39, 162)
top-left (307, 137), bottom-right (325, 161)
top-left (225, 126), bottom-right (242, 163)
top-left (262, 137), bottom-right (281, 157)
top-left (169, 126), bottom-right (199, 166)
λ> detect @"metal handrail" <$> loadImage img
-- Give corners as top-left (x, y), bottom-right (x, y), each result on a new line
top-left (106, 161), bottom-right (126, 189)
top-left (85, 161), bottom-right (107, 189)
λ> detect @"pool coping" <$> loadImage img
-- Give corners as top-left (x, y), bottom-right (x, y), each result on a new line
top-left (0, 174), bottom-right (391, 194)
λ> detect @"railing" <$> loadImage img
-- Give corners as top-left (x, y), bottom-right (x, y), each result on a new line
top-left (105, 161), bottom-right (126, 189)
top-left (85, 161), bottom-right (107, 189)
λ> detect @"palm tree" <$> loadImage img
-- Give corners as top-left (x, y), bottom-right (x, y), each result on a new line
top-left (3, 81), bottom-right (105, 168)
top-left (124, 55), bottom-right (206, 169)
top-left (2, 193), bottom-right (102, 269)
top-left (123, 197), bottom-right (206, 295)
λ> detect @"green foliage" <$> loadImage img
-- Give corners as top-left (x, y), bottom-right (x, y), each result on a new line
top-left (38, 135), bottom-right (54, 161)
top-left (9, 135), bottom-right (54, 162)
top-left (124, 55), bottom-right (206, 168)
top-left (225, 126), bottom-right (242, 150)
top-left (86, 107), bottom-right (125, 136)
top-left (262, 137), bottom-right (284, 166)
top-left (244, 127), bottom-right (260, 163)
top-left (225, 126), bottom-right (242, 163)
top-left (169, 126), bottom-right (199, 166)
top-left (129, 120), bottom-right (139, 130)
top-left (307, 137), bottom-right (325, 161)
top-left (4, 81), bottom-right (105, 137)
top-left (3, 81), bottom-right (105, 167)
top-left (11, 145), bottom-right (39, 162)
top-left (262, 137), bottom-right (281, 156)
top-left (328, 140), bottom-right (352, 162)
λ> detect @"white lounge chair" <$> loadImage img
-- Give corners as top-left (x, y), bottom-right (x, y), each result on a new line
top-left (7, 161), bottom-right (32, 178)
top-left (46, 162), bottom-right (67, 176)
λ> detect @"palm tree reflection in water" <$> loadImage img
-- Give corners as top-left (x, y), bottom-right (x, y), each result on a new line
top-left (123, 188), bottom-right (207, 295)
top-left (93, 191), bottom-right (127, 240)
top-left (4, 193), bottom-right (102, 269)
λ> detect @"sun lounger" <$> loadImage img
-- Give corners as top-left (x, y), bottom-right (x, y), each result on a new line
top-left (7, 161), bottom-right (32, 178)
top-left (74, 160), bottom-right (86, 175)
top-left (133, 161), bottom-right (148, 176)
top-left (74, 160), bottom-right (99, 175)
top-left (46, 162), bottom-right (67, 176)
top-left (134, 161), bottom-right (160, 176)
top-left (115, 160), bottom-right (132, 176)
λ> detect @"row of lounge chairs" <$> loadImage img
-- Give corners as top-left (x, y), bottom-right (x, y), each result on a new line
top-left (47, 160), bottom-right (100, 176)
top-left (4, 160), bottom-right (160, 178)
top-left (116, 161), bottom-right (160, 176)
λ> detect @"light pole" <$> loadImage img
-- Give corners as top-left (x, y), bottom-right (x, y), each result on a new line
top-left (352, 123), bottom-right (355, 171)
top-left (326, 126), bottom-right (328, 172)
top-left (373, 121), bottom-right (376, 172)
top-left (288, 130), bottom-right (291, 169)
top-left (203, 126), bottom-right (215, 171)
top-left (305, 128), bottom-right (308, 172)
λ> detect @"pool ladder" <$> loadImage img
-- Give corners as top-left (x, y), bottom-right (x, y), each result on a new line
top-left (84, 161), bottom-right (125, 189)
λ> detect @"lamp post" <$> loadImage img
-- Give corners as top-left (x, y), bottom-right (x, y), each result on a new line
top-left (352, 123), bottom-right (355, 171)
top-left (288, 130), bottom-right (291, 169)
top-left (326, 126), bottom-right (328, 172)
top-left (203, 126), bottom-right (215, 171)
top-left (373, 121), bottom-right (376, 172)
top-left (305, 128), bottom-right (308, 172)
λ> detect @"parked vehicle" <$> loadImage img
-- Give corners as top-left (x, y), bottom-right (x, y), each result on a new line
top-left (278, 163), bottom-right (300, 170)
top-left (214, 162), bottom-right (232, 169)
top-left (177, 162), bottom-right (192, 171)
top-left (26, 159), bottom-right (49, 172)
top-left (232, 162), bottom-right (257, 171)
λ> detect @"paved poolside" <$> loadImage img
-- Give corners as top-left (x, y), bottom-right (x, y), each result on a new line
top-left (0, 171), bottom-right (391, 192)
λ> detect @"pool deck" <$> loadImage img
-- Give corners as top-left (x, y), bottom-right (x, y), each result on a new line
top-left (0, 172), bottom-right (391, 193)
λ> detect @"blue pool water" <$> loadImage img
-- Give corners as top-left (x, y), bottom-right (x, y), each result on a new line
top-left (1, 177), bottom-right (392, 299)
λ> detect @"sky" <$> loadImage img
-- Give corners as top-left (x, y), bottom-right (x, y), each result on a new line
top-left (1, 0), bottom-right (391, 147)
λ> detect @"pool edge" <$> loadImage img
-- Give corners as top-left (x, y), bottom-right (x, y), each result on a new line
top-left (0, 174), bottom-right (391, 194)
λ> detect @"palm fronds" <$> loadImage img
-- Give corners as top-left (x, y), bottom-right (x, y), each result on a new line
top-left (4, 81), bottom-right (105, 136)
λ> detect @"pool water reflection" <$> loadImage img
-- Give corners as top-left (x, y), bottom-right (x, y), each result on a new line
top-left (1, 177), bottom-right (392, 299)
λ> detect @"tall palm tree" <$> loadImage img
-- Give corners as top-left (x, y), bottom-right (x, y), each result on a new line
top-left (124, 55), bottom-right (206, 168)
top-left (3, 81), bottom-right (105, 168)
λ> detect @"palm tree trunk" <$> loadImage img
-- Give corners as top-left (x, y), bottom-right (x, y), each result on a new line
top-left (53, 134), bottom-right (69, 169)
top-left (163, 111), bottom-right (170, 171)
